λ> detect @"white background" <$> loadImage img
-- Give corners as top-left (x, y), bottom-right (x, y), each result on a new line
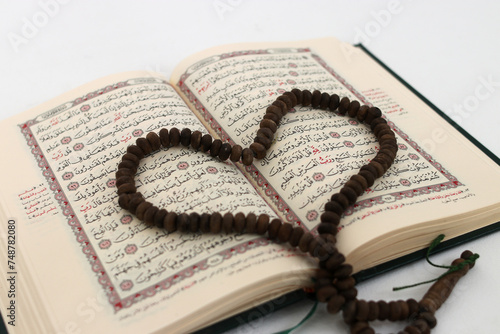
top-left (1, 1), bottom-right (499, 333)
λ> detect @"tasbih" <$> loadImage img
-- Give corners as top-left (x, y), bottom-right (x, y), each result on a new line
top-left (115, 89), bottom-right (478, 334)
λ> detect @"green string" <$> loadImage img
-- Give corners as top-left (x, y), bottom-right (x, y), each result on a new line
top-left (273, 300), bottom-right (318, 334)
top-left (393, 234), bottom-right (479, 291)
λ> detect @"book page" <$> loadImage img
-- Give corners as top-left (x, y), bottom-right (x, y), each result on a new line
top-left (0, 71), bottom-right (315, 334)
top-left (171, 38), bottom-right (500, 272)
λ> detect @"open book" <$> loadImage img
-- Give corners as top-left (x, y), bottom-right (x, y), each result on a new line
top-left (1, 37), bottom-right (499, 334)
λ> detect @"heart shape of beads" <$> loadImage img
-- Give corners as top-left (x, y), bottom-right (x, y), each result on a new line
top-left (115, 89), bottom-right (475, 334)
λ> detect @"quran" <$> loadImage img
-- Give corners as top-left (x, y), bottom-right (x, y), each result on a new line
top-left (0, 37), bottom-right (499, 334)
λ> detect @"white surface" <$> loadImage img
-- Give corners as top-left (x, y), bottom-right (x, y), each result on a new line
top-left (1, 1), bottom-right (499, 333)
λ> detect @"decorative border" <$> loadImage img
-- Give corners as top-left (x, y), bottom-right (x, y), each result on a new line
top-left (177, 48), bottom-right (462, 229)
top-left (19, 79), bottom-right (272, 311)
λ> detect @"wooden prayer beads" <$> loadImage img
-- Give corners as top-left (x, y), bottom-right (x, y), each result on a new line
top-left (116, 90), bottom-right (477, 333)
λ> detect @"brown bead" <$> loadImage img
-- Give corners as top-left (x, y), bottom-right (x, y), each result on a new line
top-left (125, 145), bottom-right (143, 162)
top-left (260, 119), bottom-right (278, 133)
top-left (335, 276), bottom-right (355, 291)
top-left (406, 298), bottom-right (419, 317)
top-left (118, 194), bottom-right (130, 209)
top-left (159, 128), bottom-right (170, 147)
top-left (325, 200), bottom-right (344, 216)
top-left (136, 137), bottom-right (152, 155)
top-left (364, 107), bottom-right (382, 125)
top-left (230, 144), bottom-right (242, 162)
top-left (266, 105), bottom-right (283, 118)
top-left (241, 148), bottom-right (254, 166)
top-left (379, 132), bottom-right (396, 142)
top-left (343, 300), bottom-right (357, 324)
top-left (370, 116), bottom-right (387, 130)
top-left (388, 301), bottom-right (401, 321)
top-left (164, 212), bottom-right (178, 233)
top-left (344, 180), bottom-right (364, 196)
top-left (317, 223), bottom-right (337, 235)
top-left (329, 94), bottom-right (340, 111)
top-left (115, 175), bottom-right (136, 190)
top-left (254, 135), bottom-right (272, 150)
top-left (320, 211), bottom-right (341, 225)
top-left (347, 100), bottom-right (361, 118)
top-left (127, 194), bottom-right (144, 214)
top-left (250, 142), bottom-right (266, 159)
top-left (330, 193), bottom-right (350, 209)
top-left (256, 214), bottom-right (270, 235)
top-left (298, 232), bottom-right (314, 253)
top-left (115, 168), bottom-right (134, 179)
top-left (378, 148), bottom-right (397, 161)
top-left (356, 300), bottom-right (369, 321)
top-left (332, 264), bottom-right (353, 278)
top-left (368, 161), bottom-right (385, 178)
top-left (190, 130), bottom-right (202, 150)
top-left (283, 91), bottom-right (297, 107)
top-left (325, 252), bottom-right (345, 272)
top-left (177, 213), bottom-right (189, 233)
top-left (375, 127), bottom-right (396, 141)
top-left (143, 206), bottom-right (159, 226)
top-left (327, 294), bottom-right (345, 314)
top-left (154, 209), bottom-right (168, 229)
top-left (277, 223), bottom-right (293, 242)
top-left (272, 100), bottom-right (288, 115)
top-left (375, 152), bottom-right (393, 167)
top-left (222, 212), bottom-right (234, 234)
top-left (122, 152), bottom-right (140, 165)
top-left (412, 319), bottom-right (430, 333)
top-left (357, 105), bottom-right (369, 122)
top-left (267, 218), bottom-right (281, 239)
top-left (341, 287), bottom-right (358, 300)
top-left (209, 212), bottom-right (222, 233)
top-left (367, 300), bottom-right (379, 321)
top-left (398, 299), bottom-right (410, 320)
top-left (360, 164), bottom-right (378, 181)
top-left (316, 285), bottom-right (338, 303)
top-left (189, 212), bottom-right (200, 233)
top-left (461, 250), bottom-right (475, 268)
top-left (377, 300), bottom-right (389, 320)
top-left (146, 132), bottom-right (161, 151)
top-left (218, 143), bottom-right (232, 161)
top-left (316, 269), bottom-right (333, 280)
top-left (245, 213), bottom-right (257, 233)
top-left (135, 201), bottom-right (152, 220)
top-left (117, 183), bottom-right (136, 196)
top-left (311, 90), bottom-right (322, 108)
top-left (201, 134), bottom-right (212, 152)
top-left (116, 175), bottom-right (134, 188)
top-left (301, 89), bottom-right (312, 106)
top-left (277, 94), bottom-right (293, 109)
top-left (263, 112), bottom-right (281, 124)
top-left (340, 186), bottom-right (358, 205)
top-left (338, 97), bottom-right (350, 114)
top-left (199, 213), bottom-right (211, 233)
top-left (289, 227), bottom-right (305, 247)
top-left (350, 174), bottom-right (368, 191)
top-left (291, 88), bottom-right (303, 104)
top-left (373, 123), bottom-right (391, 138)
top-left (118, 159), bottom-right (137, 173)
top-left (319, 92), bottom-right (330, 109)
top-left (169, 127), bottom-right (181, 146)
top-left (257, 127), bottom-right (274, 140)
top-left (233, 212), bottom-right (246, 233)
top-left (418, 312), bottom-right (437, 328)
top-left (210, 139), bottom-right (222, 157)
top-left (316, 241), bottom-right (337, 260)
